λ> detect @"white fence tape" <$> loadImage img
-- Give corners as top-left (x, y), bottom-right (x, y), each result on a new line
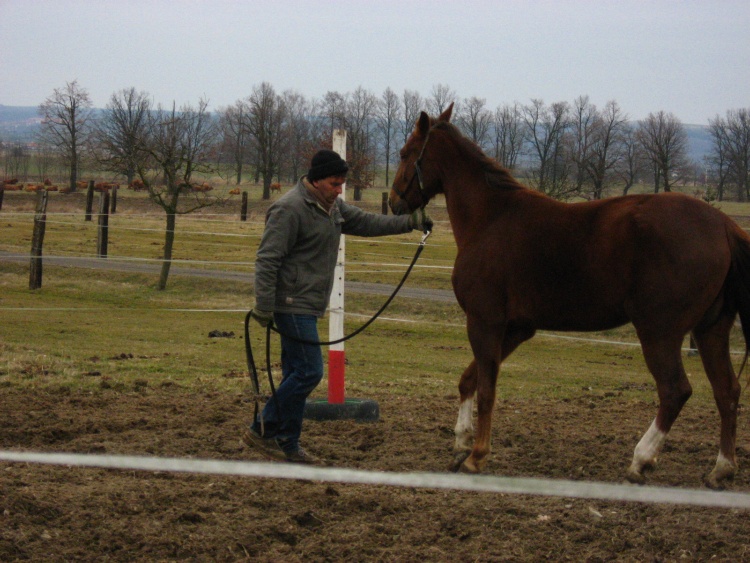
top-left (1, 450), bottom-right (749, 509)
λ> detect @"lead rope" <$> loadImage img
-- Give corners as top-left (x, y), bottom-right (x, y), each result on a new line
top-left (244, 229), bottom-right (431, 429)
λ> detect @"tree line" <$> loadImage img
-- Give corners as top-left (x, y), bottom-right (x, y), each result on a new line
top-left (4, 80), bottom-right (748, 291)
top-left (2, 80), bottom-right (749, 203)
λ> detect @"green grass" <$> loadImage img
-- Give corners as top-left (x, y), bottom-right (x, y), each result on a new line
top-left (1, 191), bottom-right (748, 411)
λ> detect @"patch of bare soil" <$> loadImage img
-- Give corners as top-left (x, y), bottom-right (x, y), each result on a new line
top-left (1, 385), bottom-right (749, 561)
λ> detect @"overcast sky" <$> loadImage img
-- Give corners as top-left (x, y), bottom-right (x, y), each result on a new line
top-left (1, 0), bottom-right (748, 125)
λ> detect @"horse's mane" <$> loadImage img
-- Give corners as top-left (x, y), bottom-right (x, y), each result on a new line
top-left (434, 121), bottom-right (524, 191)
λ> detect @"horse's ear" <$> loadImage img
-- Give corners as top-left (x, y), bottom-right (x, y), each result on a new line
top-left (416, 111), bottom-right (430, 136)
top-left (438, 102), bottom-right (454, 122)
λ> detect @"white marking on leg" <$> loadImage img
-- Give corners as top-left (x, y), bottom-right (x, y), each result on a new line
top-left (454, 397), bottom-right (474, 451)
top-left (632, 418), bottom-right (667, 471)
top-left (714, 451), bottom-right (736, 474)
top-left (716, 451), bottom-right (734, 466)
top-left (705, 450), bottom-right (738, 488)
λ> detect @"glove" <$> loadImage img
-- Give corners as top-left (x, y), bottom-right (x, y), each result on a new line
top-left (409, 208), bottom-right (434, 233)
top-left (250, 308), bottom-right (274, 327)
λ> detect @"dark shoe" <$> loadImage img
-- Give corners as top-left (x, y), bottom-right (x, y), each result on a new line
top-left (284, 445), bottom-right (318, 465)
top-left (241, 429), bottom-right (287, 462)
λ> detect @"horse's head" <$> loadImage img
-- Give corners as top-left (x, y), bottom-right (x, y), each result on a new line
top-left (389, 103), bottom-right (454, 215)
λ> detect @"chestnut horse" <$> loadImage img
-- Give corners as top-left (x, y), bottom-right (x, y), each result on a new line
top-left (389, 104), bottom-right (750, 489)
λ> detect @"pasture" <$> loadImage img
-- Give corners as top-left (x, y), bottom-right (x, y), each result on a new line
top-left (1, 188), bottom-right (750, 561)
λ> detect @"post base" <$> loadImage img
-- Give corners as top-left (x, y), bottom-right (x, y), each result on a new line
top-left (303, 398), bottom-right (380, 422)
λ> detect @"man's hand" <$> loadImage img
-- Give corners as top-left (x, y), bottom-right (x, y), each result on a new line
top-left (409, 208), bottom-right (434, 233)
top-left (250, 309), bottom-right (274, 327)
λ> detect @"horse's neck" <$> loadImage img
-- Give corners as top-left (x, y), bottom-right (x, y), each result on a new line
top-left (442, 169), bottom-right (522, 249)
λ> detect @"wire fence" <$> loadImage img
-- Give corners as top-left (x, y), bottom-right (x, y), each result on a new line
top-left (0, 206), bottom-right (733, 354)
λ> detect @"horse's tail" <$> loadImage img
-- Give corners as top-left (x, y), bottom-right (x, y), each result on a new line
top-left (727, 225), bottom-right (750, 377)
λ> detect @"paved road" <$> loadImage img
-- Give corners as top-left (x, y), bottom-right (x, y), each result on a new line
top-left (1, 251), bottom-right (457, 304)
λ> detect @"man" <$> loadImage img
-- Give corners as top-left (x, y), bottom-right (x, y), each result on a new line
top-left (243, 149), bottom-right (431, 463)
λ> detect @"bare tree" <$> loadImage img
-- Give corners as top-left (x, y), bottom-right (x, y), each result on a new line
top-left (376, 87), bottom-right (401, 187)
top-left (217, 100), bottom-right (248, 185)
top-left (616, 123), bottom-right (647, 195)
top-left (94, 87), bottom-right (152, 186)
top-left (3, 142), bottom-right (30, 181)
top-left (521, 99), bottom-right (574, 199)
top-left (426, 83), bottom-right (457, 115)
top-left (710, 108), bottom-right (750, 201)
top-left (343, 86), bottom-right (378, 200)
top-left (134, 98), bottom-right (219, 289)
top-left (400, 89), bottom-right (423, 143)
top-left (585, 100), bottom-right (628, 199)
top-left (245, 82), bottom-right (288, 198)
top-left (493, 103), bottom-right (524, 170)
top-left (637, 111), bottom-right (689, 193)
top-left (708, 115), bottom-right (732, 201)
top-left (32, 139), bottom-right (54, 183)
top-left (569, 95), bottom-right (598, 194)
top-left (320, 91), bottom-right (347, 135)
top-left (282, 90), bottom-right (316, 182)
top-left (38, 80), bottom-right (94, 192)
top-left (456, 97), bottom-right (492, 150)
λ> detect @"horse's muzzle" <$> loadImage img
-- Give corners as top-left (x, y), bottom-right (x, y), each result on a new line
top-left (389, 197), bottom-right (411, 216)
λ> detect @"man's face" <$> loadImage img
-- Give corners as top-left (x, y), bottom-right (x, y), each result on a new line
top-left (313, 175), bottom-right (346, 204)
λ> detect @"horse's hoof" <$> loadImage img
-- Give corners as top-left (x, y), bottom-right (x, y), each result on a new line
top-left (704, 468), bottom-right (735, 490)
top-left (704, 475), bottom-right (725, 490)
top-left (704, 458), bottom-right (736, 490)
top-left (448, 451), bottom-right (470, 473)
top-left (458, 459), bottom-right (481, 474)
top-left (625, 468), bottom-right (646, 485)
top-left (457, 452), bottom-right (486, 474)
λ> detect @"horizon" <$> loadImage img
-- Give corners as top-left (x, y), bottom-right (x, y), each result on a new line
top-left (0, 100), bottom-right (724, 130)
top-left (0, 102), bottom-right (715, 165)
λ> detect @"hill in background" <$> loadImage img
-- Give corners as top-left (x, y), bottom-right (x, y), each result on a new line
top-left (0, 105), bottom-right (41, 141)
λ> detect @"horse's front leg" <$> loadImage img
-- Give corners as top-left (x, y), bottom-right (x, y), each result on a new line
top-left (460, 353), bottom-right (499, 473)
top-left (449, 360), bottom-right (477, 471)
top-left (455, 319), bottom-right (503, 474)
top-left (453, 322), bottom-right (535, 474)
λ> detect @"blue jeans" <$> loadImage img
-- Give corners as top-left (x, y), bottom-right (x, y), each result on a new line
top-left (252, 313), bottom-right (323, 453)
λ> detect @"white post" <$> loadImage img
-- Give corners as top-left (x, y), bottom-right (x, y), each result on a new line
top-left (328, 129), bottom-right (347, 403)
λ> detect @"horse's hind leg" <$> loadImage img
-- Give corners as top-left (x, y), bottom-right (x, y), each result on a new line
top-left (627, 336), bottom-right (693, 484)
top-left (449, 360), bottom-right (477, 471)
top-left (693, 316), bottom-right (741, 489)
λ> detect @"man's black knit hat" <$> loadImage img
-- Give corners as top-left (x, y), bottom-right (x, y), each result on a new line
top-left (307, 149), bottom-right (348, 181)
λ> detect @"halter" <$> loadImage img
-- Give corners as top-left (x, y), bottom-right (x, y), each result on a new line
top-left (392, 124), bottom-right (434, 210)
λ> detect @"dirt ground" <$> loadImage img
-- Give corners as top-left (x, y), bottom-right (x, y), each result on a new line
top-left (2, 384), bottom-right (750, 562)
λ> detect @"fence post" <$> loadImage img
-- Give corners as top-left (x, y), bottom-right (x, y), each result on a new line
top-left (381, 192), bottom-right (389, 215)
top-left (110, 185), bottom-right (118, 214)
top-left (0, 185), bottom-right (4, 211)
top-left (240, 191), bottom-right (248, 221)
top-left (303, 129), bottom-right (379, 422)
top-left (85, 180), bottom-right (94, 221)
top-left (97, 191), bottom-right (110, 258)
top-left (29, 189), bottom-right (49, 290)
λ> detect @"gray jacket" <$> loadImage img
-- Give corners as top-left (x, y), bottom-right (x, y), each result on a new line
top-left (254, 179), bottom-right (413, 316)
